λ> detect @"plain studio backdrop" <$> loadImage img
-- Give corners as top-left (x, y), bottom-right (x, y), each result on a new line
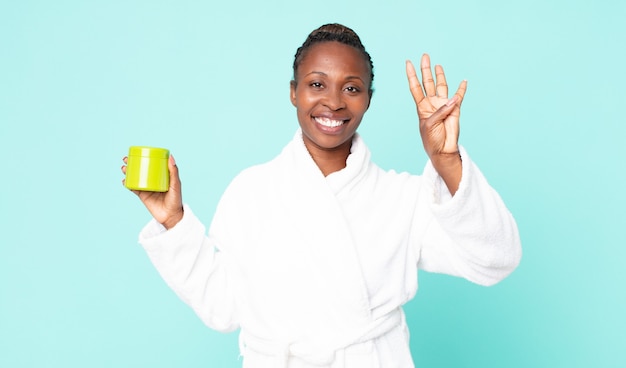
top-left (1, 1), bottom-right (624, 367)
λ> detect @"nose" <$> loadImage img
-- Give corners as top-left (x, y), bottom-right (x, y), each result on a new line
top-left (323, 88), bottom-right (346, 110)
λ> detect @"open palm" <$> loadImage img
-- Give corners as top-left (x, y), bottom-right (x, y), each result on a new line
top-left (406, 54), bottom-right (467, 159)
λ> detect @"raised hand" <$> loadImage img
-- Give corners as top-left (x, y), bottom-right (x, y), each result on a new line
top-left (121, 155), bottom-right (184, 229)
top-left (406, 54), bottom-right (467, 195)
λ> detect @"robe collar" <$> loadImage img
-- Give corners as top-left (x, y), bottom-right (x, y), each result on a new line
top-left (291, 129), bottom-right (371, 194)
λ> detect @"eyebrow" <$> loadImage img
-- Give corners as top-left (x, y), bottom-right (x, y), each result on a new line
top-left (305, 71), bottom-right (365, 83)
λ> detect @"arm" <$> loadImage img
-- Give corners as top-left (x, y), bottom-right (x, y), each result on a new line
top-left (406, 55), bottom-right (520, 285)
top-left (122, 155), bottom-right (237, 331)
top-left (414, 148), bottom-right (522, 286)
top-left (139, 205), bottom-right (239, 332)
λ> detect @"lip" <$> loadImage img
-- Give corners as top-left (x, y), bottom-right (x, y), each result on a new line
top-left (314, 111), bottom-right (350, 120)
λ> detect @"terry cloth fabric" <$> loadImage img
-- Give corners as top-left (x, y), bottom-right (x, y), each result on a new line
top-left (139, 129), bottom-right (522, 368)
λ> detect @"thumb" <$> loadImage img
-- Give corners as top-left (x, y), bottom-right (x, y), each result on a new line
top-left (421, 96), bottom-right (458, 127)
top-left (168, 154), bottom-right (181, 189)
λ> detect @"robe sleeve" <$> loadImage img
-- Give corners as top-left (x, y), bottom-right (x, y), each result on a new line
top-left (139, 204), bottom-right (239, 332)
top-left (415, 146), bottom-right (522, 286)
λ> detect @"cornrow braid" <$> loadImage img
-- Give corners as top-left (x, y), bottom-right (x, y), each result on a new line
top-left (293, 23), bottom-right (374, 93)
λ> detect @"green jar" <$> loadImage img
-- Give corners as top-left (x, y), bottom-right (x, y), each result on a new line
top-left (125, 146), bottom-right (170, 192)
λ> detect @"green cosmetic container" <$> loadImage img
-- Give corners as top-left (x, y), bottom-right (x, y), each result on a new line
top-left (125, 146), bottom-right (170, 192)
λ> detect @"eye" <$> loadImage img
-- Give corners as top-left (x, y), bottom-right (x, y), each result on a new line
top-left (309, 82), bottom-right (323, 89)
top-left (345, 86), bottom-right (360, 93)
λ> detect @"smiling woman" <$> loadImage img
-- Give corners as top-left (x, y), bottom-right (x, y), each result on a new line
top-left (290, 40), bottom-right (372, 176)
top-left (121, 23), bottom-right (522, 368)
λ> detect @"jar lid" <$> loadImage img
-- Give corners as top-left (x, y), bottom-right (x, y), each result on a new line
top-left (128, 146), bottom-right (170, 158)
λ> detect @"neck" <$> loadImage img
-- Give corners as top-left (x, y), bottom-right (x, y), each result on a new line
top-left (303, 136), bottom-right (353, 177)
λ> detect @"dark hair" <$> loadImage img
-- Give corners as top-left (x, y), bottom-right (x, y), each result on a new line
top-left (293, 23), bottom-right (374, 93)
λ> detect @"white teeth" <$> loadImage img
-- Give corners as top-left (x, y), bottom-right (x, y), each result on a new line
top-left (315, 117), bottom-right (344, 127)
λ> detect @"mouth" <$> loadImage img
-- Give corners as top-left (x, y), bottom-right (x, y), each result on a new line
top-left (314, 116), bottom-right (348, 128)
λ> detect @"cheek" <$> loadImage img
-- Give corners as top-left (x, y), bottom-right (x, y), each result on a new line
top-left (351, 98), bottom-right (370, 115)
top-left (296, 92), bottom-right (317, 111)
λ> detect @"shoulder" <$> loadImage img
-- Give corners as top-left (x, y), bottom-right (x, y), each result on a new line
top-left (370, 163), bottom-right (422, 191)
top-left (221, 155), bottom-right (282, 200)
top-left (349, 134), bottom-right (423, 189)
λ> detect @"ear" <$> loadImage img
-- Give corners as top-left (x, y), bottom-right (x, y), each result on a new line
top-left (290, 80), bottom-right (297, 107)
top-left (366, 89), bottom-right (373, 110)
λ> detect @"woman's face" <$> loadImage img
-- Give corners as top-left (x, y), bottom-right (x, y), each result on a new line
top-left (290, 41), bottom-right (372, 154)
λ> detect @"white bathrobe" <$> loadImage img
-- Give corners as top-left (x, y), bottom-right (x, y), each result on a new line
top-left (139, 130), bottom-right (522, 368)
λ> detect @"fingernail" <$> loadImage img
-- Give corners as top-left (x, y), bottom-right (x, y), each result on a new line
top-left (170, 154), bottom-right (176, 166)
top-left (446, 95), bottom-right (458, 106)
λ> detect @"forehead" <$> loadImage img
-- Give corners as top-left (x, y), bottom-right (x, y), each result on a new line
top-left (297, 41), bottom-right (370, 77)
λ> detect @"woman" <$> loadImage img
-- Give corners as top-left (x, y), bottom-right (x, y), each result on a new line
top-left (122, 23), bottom-right (521, 368)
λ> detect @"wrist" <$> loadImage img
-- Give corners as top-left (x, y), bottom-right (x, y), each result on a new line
top-left (430, 151), bottom-right (462, 195)
top-left (430, 151), bottom-right (461, 167)
top-left (162, 208), bottom-right (184, 230)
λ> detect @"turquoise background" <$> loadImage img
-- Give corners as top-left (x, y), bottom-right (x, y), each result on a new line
top-left (1, 0), bottom-right (624, 367)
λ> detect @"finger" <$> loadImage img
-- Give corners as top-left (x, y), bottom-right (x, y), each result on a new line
top-left (168, 155), bottom-right (177, 174)
top-left (123, 156), bottom-right (128, 164)
top-left (121, 178), bottom-right (140, 196)
top-left (435, 65), bottom-right (448, 98)
top-left (452, 80), bottom-right (468, 105)
top-left (405, 60), bottom-right (425, 105)
top-left (121, 165), bottom-right (127, 174)
top-left (422, 99), bottom-right (457, 129)
top-left (421, 54), bottom-right (436, 97)
top-left (168, 155), bottom-right (181, 190)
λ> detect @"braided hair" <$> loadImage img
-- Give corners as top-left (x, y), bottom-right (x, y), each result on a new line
top-left (293, 23), bottom-right (374, 94)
